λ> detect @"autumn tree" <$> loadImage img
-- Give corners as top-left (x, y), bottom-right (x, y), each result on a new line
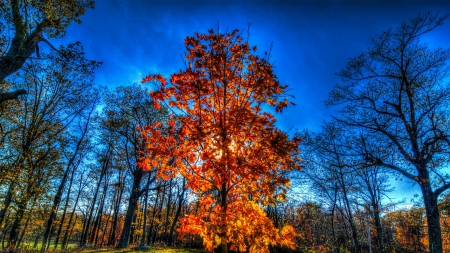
top-left (326, 12), bottom-right (450, 253)
top-left (0, 0), bottom-right (94, 104)
top-left (383, 207), bottom-right (428, 253)
top-left (140, 29), bottom-right (300, 253)
top-left (293, 202), bottom-right (331, 252)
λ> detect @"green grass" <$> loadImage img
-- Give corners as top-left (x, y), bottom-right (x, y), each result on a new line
top-left (72, 248), bottom-right (206, 253)
top-left (20, 241), bottom-right (78, 250)
top-left (5, 246), bottom-right (206, 253)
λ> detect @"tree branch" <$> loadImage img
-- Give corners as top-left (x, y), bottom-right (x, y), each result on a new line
top-left (434, 182), bottom-right (450, 199)
top-left (0, 89), bottom-right (27, 103)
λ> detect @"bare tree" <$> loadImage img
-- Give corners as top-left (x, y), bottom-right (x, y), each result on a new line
top-left (326, 12), bottom-right (450, 253)
top-left (300, 123), bottom-right (362, 252)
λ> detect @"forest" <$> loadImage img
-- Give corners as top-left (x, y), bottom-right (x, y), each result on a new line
top-left (0, 1), bottom-right (449, 253)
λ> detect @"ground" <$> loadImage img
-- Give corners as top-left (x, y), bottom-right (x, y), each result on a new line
top-left (0, 247), bottom-right (207, 253)
top-left (69, 248), bottom-right (206, 253)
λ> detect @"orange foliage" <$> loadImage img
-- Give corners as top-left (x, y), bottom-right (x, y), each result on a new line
top-left (440, 194), bottom-right (450, 252)
top-left (178, 198), bottom-right (296, 253)
top-left (139, 29), bottom-right (300, 252)
top-left (383, 208), bottom-right (428, 252)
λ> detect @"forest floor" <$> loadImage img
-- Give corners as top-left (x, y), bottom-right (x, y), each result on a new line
top-left (69, 247), bottom-right (206, 253)
top-left (0, 246), bottom-right (207, 253)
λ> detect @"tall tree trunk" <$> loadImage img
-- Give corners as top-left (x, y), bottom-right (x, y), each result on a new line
top-left (54, 161), bottom-right (78, 249)
top-left (139, 175), bottom-right (151, 247)
top-left (108, 175), bottom-right (125, 246)
top-left (152, 183), bottom-right (166, 244)
top-left (42, 110), bottom-right (93, 252)
top-left (163, 178), bottom-right (173, 239)
top-left (33, 230), bottom-right (40, 249)
top-left (339, 170), bottom-right (359, 253)
top-left (117, 168), bottom-right (145, 248)
top-left (371, 201), bottom-right (384, 253)
top-left (147, 186), bottom-right (161, 245)
top-left (0, 181), bottom-right (16, 227)
top-left (90, 177), bottom-right (108, 245)
top-left (419, 172), bottom-right (442, 253)
top-left (80, 149), bottom-right (110, 246)
top-left (16, 215), bottom-right (30, 248)
top-left (107, 184), bottom-right (119, 245)
top-left (66, 216), bottom-right (78, 248)
top-left (8, 201), bottom-right (27, 247)
top-left (168, 178), bottom-right (186, 246)
top-left (130, 211), bottom-right (138, 245)
top-left (1, 214), bottom-right (10, 249)
top-left (100, 207), bottom-right (112, 247)
top-left (220, 183), bottom-right (228, 253)
top-left (62, 173), bottom-right (84, 249)
top-left (330, 182), bottom-right (339, 253)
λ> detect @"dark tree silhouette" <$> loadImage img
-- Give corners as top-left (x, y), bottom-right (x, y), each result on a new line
top-left (326, 12), bottom-right (450, 253)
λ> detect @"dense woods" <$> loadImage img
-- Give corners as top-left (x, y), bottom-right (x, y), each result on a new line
top-left (0, 1), bottom-right (449, 253)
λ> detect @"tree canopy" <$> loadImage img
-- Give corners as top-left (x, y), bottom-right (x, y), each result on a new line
top-left (0, 0), bottom-right (94, 103)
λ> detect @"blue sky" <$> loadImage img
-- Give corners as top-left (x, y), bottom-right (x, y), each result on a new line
top-left (55, 0), bottom-right (450, 206)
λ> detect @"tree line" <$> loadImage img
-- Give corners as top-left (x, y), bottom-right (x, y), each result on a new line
top-left (0, 1), bottom-right (449, 252)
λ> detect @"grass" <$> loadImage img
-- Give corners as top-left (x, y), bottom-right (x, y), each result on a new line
top-left (1, 246), bottom-right (206, 253)
top-left (20, 242), bottom-right (79, 250)
top-left (71, 248), bottom-right (206, 253)
top-left (4, 240), bottom-right (206, 253)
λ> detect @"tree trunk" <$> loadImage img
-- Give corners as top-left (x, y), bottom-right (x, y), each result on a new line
top-left (147, 187), bottom-right (161, 245)
top-left (66, 216), bottom-right (78, 248)
top-left (100, 207), bottom-right (112, 247)
top-left (54, 162), bottom-right (78, 249)
top-left (168, 178), bottom-right (186, 246)
top-left (163, 178), bottom-right (173, 239)
top-left (62, 173), bottom-right (84, 249)
top-left (331, 182), bottom-right (339, 253)
top-left (152, 183), bottom-right (166, 244)
top-left (220, 183), bottom-right (228, 253)
top-left (130, 211), bottom-right (137, 245)
top-left (1, 214), bottom-right (10, 249)
top-left (41, 165), bottom-right (72, 252)
top-left (33, 230), bottom-right (40, 249)
top-left (8, 201), bottom-right (26, 247)
top-left (371, 202), bottom-right (384, 253)
top-left (139, 175), bottom-right (151, 247)
top-left (90, 177), bottom-right (108, 245)
top-left (80, 149), bottom-right (110, 246)
top-left (108, 175), bottom-right (125, 246)
top-left (117, 168), bottom-right (144, 248)
top-left (0, 181), bottom-right (16, 227)
top-left (16, 215), bottom-right (30, 248)
top-left (339, 168), bottom-right (359, 253)
top-left (0, 18), bottom-right (49, 104)
top-left (419, 174), bottom-right (442, 253)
